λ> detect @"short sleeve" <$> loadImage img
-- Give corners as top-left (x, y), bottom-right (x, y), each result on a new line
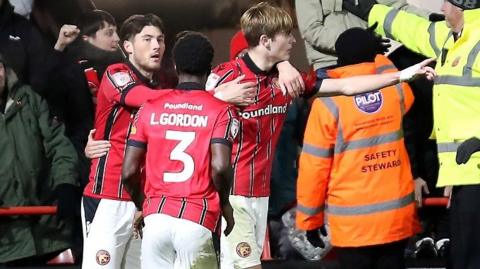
top-left (205, 62), bottom-right (239, 91)
top-left (211, 106), bottom-right (240, 147)
top-left (127, 104), bottom-right (149, 149)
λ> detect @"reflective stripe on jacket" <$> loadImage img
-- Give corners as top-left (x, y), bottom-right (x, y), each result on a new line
top-left (369, 5), bottom-right (480, 186)
top-left (296, 55), bottom-right (419, 247)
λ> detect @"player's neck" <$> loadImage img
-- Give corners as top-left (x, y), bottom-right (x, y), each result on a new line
top-left (177, 74), bottom-right (205, 88)
top-left (247, 48), bottom-right (275, 72)
top-left (129, 58), bottom-right (153, 80)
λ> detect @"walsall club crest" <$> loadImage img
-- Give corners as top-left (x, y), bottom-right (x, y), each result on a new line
top-left (236, 242), bottom-right (252, 258)
top-left (96, 250), bottom-right (111, 265)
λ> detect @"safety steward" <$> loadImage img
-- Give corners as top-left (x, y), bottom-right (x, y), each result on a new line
top-left (296, 27), bottom-right (419, 269)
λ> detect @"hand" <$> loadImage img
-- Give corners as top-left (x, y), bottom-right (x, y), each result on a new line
top-left (85, 129), bottom-right (111, 159)
top-left (456, 137), bottom-right (480, 164)
top-left (133, 211), bottom-right (144, 239)
top-left (214, 74), bottom-right (256, 106)
top-left (399, 58), bottom-right (437, 82)
top-left (222, 202), bottom-right (235, 236)
top-left (342, 0), bottom-right (377, 21)
top-left (306, 226), bottom-right (328, 248)
top-left (54, 183), bottom-right (79, 220)
top-left (443, 186), bottom-right (453, 208)
top-left (414, 177), bottom-right (430, 207)
top-left (277, 61), bottom-right (305, 98)
top-left (368, 22), bottom-right (391, 55)
top-left (54, 24), bottom-right (80, 51)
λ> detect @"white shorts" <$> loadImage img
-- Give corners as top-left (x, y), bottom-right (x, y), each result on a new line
top-left (81, 197), bottom-right (141, 269)
top-left (142, 213), bottom-right (218, 269)
top-left (221, 195), bottom-right (269, 269)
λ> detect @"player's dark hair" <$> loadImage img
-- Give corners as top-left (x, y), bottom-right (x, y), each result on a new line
top-left (173, 32), bottom-right (214, 76)
top-left (119, 14), bottom-right (165, 42)
top-left (77, 10), bottom-right (116, 37)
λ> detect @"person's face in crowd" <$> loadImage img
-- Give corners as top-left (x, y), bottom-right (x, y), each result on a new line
top-left (441, 0), bottom-right (464, 32)
top-left (0, 63), bottom-right (6, 94)
top-left (84, 22), bottom-right (120, 52)
top-left (267, 32), bottom-right (296, 63)
top-left (124, 25), bottom-right (165, 75)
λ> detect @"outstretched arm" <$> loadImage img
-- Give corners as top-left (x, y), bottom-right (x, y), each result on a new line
top-left (317, 58), bottom-right (436, 96)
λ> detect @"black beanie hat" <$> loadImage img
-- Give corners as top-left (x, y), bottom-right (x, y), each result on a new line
top-left (335, 27), bottom-right (377, 67)
top-left (448, 0), bottom-right (480, 10)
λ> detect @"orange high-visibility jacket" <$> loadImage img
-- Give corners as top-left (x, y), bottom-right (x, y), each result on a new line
top-left (296, 55), bottom-right (419, 247)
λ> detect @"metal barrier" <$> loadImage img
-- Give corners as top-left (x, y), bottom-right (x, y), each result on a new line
top-left (0, 206), bottom-right (57, 216)
top-left (422, 197), bottom-right (449, 207)
top-left (0, 206), bottom-right (75, 265)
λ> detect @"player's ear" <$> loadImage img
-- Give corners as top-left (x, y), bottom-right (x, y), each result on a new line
top-left (123, 40), bottom-right (133, 55)
top-left (259, 34), bottom-right (271, 51)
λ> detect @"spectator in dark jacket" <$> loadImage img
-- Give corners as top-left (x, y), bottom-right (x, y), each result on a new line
top-left (0, 53), bottom-right (78, 264)
top-left (0, 0), bottom-right (56, 95)
top-left (47, 10), bottom-right (122, 187)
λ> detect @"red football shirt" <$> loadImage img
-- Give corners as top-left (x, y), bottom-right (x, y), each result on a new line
top-left (83, 62), bottom-right (168, 201)
top-left (206, 54), bottom-right (318, 197)
top-left (128, 82), bottom-right (239, 231)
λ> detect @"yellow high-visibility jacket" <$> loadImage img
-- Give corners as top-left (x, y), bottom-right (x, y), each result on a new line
top-left (369, 5), bottom-right (480, 186)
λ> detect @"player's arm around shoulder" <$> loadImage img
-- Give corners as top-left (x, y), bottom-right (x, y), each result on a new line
top-left (206, 62), bottom-right (256, 106)
top-left (103, 64), bottom-right (168, 108)
top-left (102, 63), bottom-right (137, 102)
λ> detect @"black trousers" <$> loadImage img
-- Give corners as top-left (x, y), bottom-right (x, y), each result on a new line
top-left (450, 184), bottom-right (480, 269)
top-left (335, 239), bottom-right (407, 269)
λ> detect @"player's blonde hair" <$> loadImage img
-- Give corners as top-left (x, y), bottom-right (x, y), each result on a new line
top-left (240, 2), bottom-right (293, 47)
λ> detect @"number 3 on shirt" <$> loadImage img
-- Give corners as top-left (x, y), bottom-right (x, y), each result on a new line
top-left (164, 130), bottom-right (195, 182)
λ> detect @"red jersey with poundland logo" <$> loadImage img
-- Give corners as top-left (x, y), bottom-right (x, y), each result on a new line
top-left (205, 54), bottom-right (319, 197)
top-left (83, 62), bottom-right (168, 201)
top-left (128, 82), bottom-right (239, 231)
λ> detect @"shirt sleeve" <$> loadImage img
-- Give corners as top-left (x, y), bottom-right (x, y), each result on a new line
top-left (205, 62), bottom-right (239, 93)
top-left (103, 67), bottom-right (167, 108)
top-left (127, 104), bottom-right (148, 149)
top-left (211, 105), bottom-right (240, 147)
top-left (378, 0), bottom-right (431, 18)
top-left (369, 4), bottom-right (450, 59)
top-left (302, 68), bottom-right (327, 99)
